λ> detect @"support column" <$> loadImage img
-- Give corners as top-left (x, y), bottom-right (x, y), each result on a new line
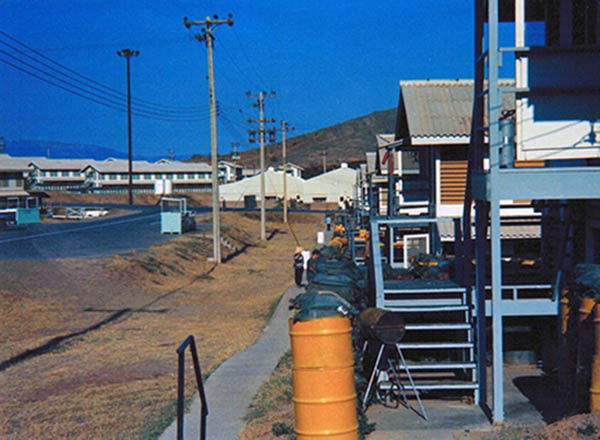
top-left (488, 0), bottom-right (505, 423)
top-left (489, 197), bottom-right (503, 422)
top-left (475, 200), bottom-right (489, 407)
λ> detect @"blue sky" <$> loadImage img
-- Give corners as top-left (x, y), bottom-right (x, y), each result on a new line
top-left (0, 1), bottom-right (529, 160)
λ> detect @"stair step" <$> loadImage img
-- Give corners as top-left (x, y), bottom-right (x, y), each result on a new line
top-left (402, 361), bottom-right (476, 370)
top-left (379, 381), bottom-right (479, 391)
top-left (404, 323), bottom-right (471, 331)
top-left (385, 304), bottom-right (470, 313)
top-left (397, 342), bottom-right (473, 349)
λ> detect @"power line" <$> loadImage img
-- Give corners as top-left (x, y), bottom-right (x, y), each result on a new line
top-left (0, 55), bottom-right (210, 122)
top-left (0, 31), bottom-right (206, 113)
top-left (0, 43), bottom-right (209, 118)
top-left (232, 27), bottom-right (269, 90)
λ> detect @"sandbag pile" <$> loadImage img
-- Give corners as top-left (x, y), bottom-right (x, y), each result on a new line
top-left (290, 224), bottom-right (368, 320)
top-left (383, 253), bottom-right (455, 281)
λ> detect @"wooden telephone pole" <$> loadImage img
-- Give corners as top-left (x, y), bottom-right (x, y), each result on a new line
top-left (247, 91), bottom-right (276, 241)
top-left (184, 14), bottom-right (233, 264)
top-left (280, 121), bottom-right (294, 223)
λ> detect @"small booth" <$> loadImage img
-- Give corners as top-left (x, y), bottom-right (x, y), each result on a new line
top-left (160, 197), bottom-right (194, 234)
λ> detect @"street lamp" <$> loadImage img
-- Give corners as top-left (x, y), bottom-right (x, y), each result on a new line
top-left (117, 48), bottom-right (139, 205)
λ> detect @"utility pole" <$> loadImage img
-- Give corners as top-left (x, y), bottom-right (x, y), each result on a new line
top-left (184, 14), bottom-right (233, 264)
top-left (279, 121), bottom-right (294, 223)
top-left (231, 142), bottom-right (240, 160)
top-left (247, 91), bottom-right (276, 241)
top-left (117, 48), bottom-right (139, 206)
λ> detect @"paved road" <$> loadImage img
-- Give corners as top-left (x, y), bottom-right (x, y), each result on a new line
top-left (0, 205), bottom-right (210, 260)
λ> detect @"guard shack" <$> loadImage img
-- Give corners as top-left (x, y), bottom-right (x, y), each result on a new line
top-left (0, 196), bottom-right (40, 225)
top-left (160, 197), bottom-right (194, 235)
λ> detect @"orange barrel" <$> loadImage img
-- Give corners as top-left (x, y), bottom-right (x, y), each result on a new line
top-left (289, 316), bottom-right (358, 440)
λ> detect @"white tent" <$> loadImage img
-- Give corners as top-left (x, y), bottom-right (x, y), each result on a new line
top-left (219, 168), bottom-right (305, 202)
top-left (303, 163), bottom-right (358, 203)
top-left (219, 163), bottom-right (358, 204)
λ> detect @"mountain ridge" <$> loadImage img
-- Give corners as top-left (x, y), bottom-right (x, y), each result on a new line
top-left (4, 107), bottom-right (398, 174)
top-left (195, 107), bottom-right (398, 177)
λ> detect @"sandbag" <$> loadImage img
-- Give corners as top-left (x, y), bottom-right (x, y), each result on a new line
top-left (289, 292), bottom-right (355, 322)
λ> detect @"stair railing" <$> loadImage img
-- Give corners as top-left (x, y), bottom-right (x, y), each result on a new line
top-left (176, 335), bottom-right (208, 440)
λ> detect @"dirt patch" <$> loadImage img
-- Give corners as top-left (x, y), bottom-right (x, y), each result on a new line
top-left (454, 413), bottom-right (600, 440)
top-left (530, 413), bottom-right (600, 440)
top-left (0, 211), bottom-right (321, 439)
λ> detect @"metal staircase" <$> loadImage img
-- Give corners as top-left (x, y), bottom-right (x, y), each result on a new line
top-left (384, 285), bottom-right (478, 395)
top-left (368, 217), bottom-right (480, 403)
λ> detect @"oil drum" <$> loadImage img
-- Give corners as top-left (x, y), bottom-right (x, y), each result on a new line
top-left (289, 316), bottom-right (358, 439)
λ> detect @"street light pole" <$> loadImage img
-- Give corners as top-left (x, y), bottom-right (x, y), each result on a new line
top-left (117, 48), bottom-right (139, 206)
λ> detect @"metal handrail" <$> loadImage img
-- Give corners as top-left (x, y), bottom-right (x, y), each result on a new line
top-left (176, 335), bottom-right (208, 440)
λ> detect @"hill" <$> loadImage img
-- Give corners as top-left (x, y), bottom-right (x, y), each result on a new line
top-left (5, 108), bottom-right (397, 172)
top-left (193, 107), bottom-right (397, 177)
top-left (5, 140), bottom-right (127, 160)
top-left (4, 139), bottom-right (174, 162)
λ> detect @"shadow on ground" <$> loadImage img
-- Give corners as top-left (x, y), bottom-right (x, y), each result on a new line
top-left (513, 374), bottom-right (569, 423)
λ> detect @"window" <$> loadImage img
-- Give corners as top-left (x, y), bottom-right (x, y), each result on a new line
top-left (109, 174), bottom-right (117, 180)
top-left (404, 234), bottom-right (430, 268)
top-left (177, 173), bottom-right (184, 180)
top-left (401, 150), bottom-right (420, 175)
top-left (50, 171), bottom-right (58, 177)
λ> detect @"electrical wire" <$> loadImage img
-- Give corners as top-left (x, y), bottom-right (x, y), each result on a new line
top-left (0, 31), bottom-right (207, 114)
top-left (0, 56), bottom-right (210, 122)
top-left (232, 27), bottom-right (269, 90)
top-left (0, 44), bottom-right (209, 119)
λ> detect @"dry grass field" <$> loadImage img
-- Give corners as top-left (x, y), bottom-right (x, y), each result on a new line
top-left (0, 210), bottom-right (322, 439)
top-left (238, 352), bottom-right (295, 440)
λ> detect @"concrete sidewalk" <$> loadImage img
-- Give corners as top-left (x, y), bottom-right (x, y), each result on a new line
top-left (159, 283), bottom-right (302, 440)
top-left (365, 364), bottom-right (548, 439)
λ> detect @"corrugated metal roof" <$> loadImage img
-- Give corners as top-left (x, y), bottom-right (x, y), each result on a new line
top-left (399, 79), bottom-right (515, 141)
top-left (28, 158), bottom-right (96, 170)
top-left (0, 154), bottom-right (36, 171)
top-left (86, 159), bottom-right (211, 173)
top-left (437, 219), bottom-right (540, 241)
top-left (0, 189), bottom-right (30, 197)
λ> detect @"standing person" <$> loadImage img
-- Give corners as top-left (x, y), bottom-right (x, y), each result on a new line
top-left (293, 247), bottom-right (304, 287)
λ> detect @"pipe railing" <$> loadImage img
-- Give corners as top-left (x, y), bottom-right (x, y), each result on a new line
top-left (177, 335), bottom-right (208, 440)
